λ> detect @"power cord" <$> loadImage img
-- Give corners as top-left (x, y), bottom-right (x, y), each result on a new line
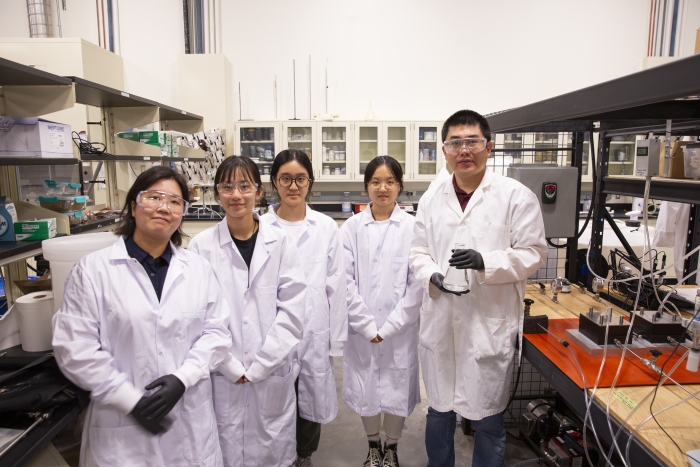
top-left (72, 131), bottom-right (114, 158)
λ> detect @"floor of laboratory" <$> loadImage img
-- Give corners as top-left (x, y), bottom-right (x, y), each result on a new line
top-left (61, 358), bottom-right (535, 467)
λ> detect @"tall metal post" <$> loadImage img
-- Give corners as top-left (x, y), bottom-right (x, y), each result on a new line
top-left (588, 131), bottom-right (610, 289)
top-left (566, 132), bottom-right (585, 281)
top-left (684, 204), bottom-right (700, 284)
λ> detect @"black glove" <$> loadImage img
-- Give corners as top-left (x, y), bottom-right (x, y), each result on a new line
top-left (138, 375), bottom-right (186, 423)
top-left (430, 272), bottom-right (466, 296)
top-left (449, 249), bottom-right (484, 270)
top-left (130, 396), bottom-right (169, 435)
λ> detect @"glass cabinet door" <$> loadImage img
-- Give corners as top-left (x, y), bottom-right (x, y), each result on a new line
top-left (236, 122), bottom-right (279, 181)
top-left (385, 123), bottom-right (409, 175)
top-left (282, 122), bottom-right (314, 162)
top-left (356, 124), bottom-right (379, 176)
top-left (317, 122), bottom-right (352, 180)
top-left (411, 122), bottom-right (442, 180)
top-left (609, 135), bottom-right (636, 176)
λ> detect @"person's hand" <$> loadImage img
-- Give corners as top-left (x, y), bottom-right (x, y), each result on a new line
top-left (130, 396), bottom-right (169, 434)
top-left (370, 334), bottom-right (383, 343)
top-left (235, 375), bottom-right (250, 384)
top-left (449, 249), bottom-right (484, 270)
top-left (430, 272), bottom-right (466, 296)
top-left (136, 375), bottom-right (186, 423)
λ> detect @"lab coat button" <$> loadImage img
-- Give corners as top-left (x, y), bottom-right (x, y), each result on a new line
top-left (244, 321), bottom-right (247, 325)
top-left (150, 273), bottom-right (155, 277)
top-left (159, 351), bottom-right (162, 355)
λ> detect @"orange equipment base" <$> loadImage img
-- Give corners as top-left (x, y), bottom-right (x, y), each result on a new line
top-left (524, 319), bottom-right (700, 389)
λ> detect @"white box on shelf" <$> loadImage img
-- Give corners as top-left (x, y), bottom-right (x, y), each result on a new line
top-left (0, 118), bottom-right (73, 158)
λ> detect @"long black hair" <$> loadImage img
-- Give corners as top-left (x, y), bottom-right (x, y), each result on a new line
top-left (269, 149), bottom-right (315, 200)
top-left (114, 166), bottom-right (189, 246)
top-left (363, 155), bottom-right (404, 196)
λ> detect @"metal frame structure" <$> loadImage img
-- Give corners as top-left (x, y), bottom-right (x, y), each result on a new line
top-left (487, 53), bottom-right (700, 287)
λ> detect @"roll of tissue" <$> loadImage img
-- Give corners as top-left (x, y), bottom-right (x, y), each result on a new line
top-left (16, 291), bottom-right (55, 352)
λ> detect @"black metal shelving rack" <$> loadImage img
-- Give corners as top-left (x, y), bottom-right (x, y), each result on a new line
top-left (485, 54), bottom-right (700, 467)
top-left (486, 53), bottom-right (700, 287)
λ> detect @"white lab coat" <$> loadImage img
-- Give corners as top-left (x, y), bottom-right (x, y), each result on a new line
top-left (341, 203), bottom-right (422, 417)
top-left (261, 205), bottom-right (347, 424)
top-left (188, 217), bottom-right (306, 467)
top-left (652, 201), bottom-right (698, 284)
top-left (52, 236), bottom-right (232, 467)
top-left (409, 171), bottom-right (547, 420)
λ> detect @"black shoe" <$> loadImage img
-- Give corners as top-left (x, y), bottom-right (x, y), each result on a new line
top-left (363, 440), bottom-right (383, 467)
top-left (382, 442), bottom-right (399, 467)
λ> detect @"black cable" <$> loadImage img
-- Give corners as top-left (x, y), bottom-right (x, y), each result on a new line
top-left (547, 238), bottom-right (568, 249)
top-left (648, 304), bottom-right (700, 465)
top-left (128, 162), bottom-right (139, 178)
top-left (506, 348), bottom-right (524, 410)
top-left (72, 131), bottom-right (114, 158)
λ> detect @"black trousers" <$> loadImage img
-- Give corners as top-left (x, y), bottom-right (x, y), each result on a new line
top-left (295, 377), bottom-right (322, 458)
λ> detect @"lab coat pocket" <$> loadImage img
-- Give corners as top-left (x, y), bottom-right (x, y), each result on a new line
top-left (419, 308), bottom-right (438, 352)
top-left (182, 309), bottom-right (206, 345)
top-left (258, 286), bottom-right (278, 324)
top-left (476, 221), bottom-right (509, 252)
top-left (181, 398), bottom-right (218, 465)
top-left (211, 373), bottom-right (230, 421)
top-left (306, 255), bottom-right (327, 289)
top-left (391, 257), bottom-right (408, 288)
top-left (310, 330), bottom-right (331, 372)
top-left (472, 314), bottom-right (510, 362)
top-left (392, 322), bottom-right (418, 369)
top-left (262, 362), bottom-right (294, 419)
top-left (87, 424), bottom-right (159, 466)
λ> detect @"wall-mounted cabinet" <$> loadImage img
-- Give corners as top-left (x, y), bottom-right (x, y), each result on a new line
top-left (234, 121), bottom-right (281, 183)
top-left (316, 121), bottom-right (353, 180)
top-left (411, 121), bottom-right (444, 180)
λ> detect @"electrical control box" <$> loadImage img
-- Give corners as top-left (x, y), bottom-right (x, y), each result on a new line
top-left (506, 165), bottom-right (578, 238)
top-left (635, 139), bottom-right (661, 177)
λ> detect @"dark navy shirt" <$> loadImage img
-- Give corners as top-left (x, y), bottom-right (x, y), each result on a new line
top-left (124, 236), bottom-right (172, 301)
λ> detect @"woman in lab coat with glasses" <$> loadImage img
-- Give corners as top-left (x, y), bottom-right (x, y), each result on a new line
top-left (341, 156), bottom-right (422, 467)
top-left (52, 166), bottom-right (232, 467)
top-left (188, 155), bottom-right (306, 467)
top-left (261, 149), bottom-right (347, 467)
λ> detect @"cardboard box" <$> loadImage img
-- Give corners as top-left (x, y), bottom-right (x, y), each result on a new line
top-left (0, 118), bottom-right (73, 158)
top-left (117, 132), bottom-right (140, 142)
top-left (14, 218), bottom-right (57, 241)
top-left (139, 131), bottom-right (166, 147)
top-left (658, 141), bottom-right (691, 178)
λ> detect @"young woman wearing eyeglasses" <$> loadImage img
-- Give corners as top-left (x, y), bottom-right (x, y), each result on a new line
top-left (260, 149), bottom-right (347, 467)
top-left (188, 155), bottom-right (306, 467)
top-left (340, 156), bottom-right (422, 467)
top-left (52, 166), bottom-right (232, 466)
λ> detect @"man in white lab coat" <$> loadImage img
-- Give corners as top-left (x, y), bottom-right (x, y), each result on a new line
top-left (409, 110), bottom-right (547, 467)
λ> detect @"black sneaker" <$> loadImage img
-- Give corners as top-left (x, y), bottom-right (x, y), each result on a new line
top-left (382, 442), bottom-right (399, 467)
top-left (363, 440), bottom-right (383, 467)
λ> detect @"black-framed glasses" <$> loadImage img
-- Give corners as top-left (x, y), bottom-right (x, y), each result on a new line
top-left (216, 181), bottom-right (259, 195)
top-left (136, 190), bottom-right (189, 215)
top-left (443, 137), bottom-right (488, 155)
top-left (275, 176), bottom-right (310, 188)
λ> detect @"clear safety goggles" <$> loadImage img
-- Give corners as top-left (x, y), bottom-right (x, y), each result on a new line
top-left (216, 181), bottom-right (259, 195)
top-left (443, 137), bottom-right (488, 155)
top-left (135, 190), bottom-right (189, 215)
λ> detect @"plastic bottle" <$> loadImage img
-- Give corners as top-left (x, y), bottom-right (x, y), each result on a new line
top-left (583, 195), bottom-right (591, 212)
top-left (342, 192), bottom-right (351, 212)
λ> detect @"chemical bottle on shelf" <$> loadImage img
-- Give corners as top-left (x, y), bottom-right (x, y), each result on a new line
top-left (342, 192), bottom-right (351, 213)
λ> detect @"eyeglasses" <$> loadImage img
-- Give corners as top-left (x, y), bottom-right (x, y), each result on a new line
top-left (443, 138), bottom-right (488, 155)
top-left (216, 181), bottom-right (259, 195)
top-left (275, 176), bottom-right (310, 188)
top-left (368, 179), bottom-right (398, 190)
top-left (136, 190), bottom-right (189, 215)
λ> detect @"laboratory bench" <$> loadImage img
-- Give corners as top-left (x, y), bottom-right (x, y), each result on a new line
top-left (523, 285), bottom-right (700, 466)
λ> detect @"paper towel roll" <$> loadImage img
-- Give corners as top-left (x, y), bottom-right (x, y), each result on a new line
top-left (16, 291), bottom-right (55, 352)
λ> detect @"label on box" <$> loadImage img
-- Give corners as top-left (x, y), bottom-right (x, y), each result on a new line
top-left (49, 131), bottom-right (65, 151)
top-left (613, 390), bottom-right (637, 410)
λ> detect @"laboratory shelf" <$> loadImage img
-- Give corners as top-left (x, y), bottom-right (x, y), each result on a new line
top-left (0, 57), bottom-right (72, 87)
top-left (158, 103), bottom-right (202, 122)
top-left (69, 216), bottom-right (121, 235)
top-left (0, 157), bottom-right (78, 166)
top-left (0, 240), bottom-right (44, 268)
top-left (67, 76), bottom-right (157, 108)
top-left (602, 175), bottom-right (700, 204)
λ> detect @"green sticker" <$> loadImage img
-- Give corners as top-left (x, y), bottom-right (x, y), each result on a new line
top-left (613, 390), bottom-right (637, 410)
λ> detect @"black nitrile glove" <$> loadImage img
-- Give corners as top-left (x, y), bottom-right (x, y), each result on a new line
top-left (430, 272), bottom-right (465, 296)
top-left (449, 249), bottom-right (484, 270)
top-left (130, 396), bottom-right (168, 435)
top-left (138, 375), bottom-right (186, 422)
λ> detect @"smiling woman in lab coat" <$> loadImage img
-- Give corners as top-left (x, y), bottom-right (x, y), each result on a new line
top-left (261, 149), bottom-right (347, 467)
top-left (188, 155), bottom-right (306, 467)
top-left (52, 166), bottom-right (233, 467)
top-left (341, 156), bottom-right (422, 467)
